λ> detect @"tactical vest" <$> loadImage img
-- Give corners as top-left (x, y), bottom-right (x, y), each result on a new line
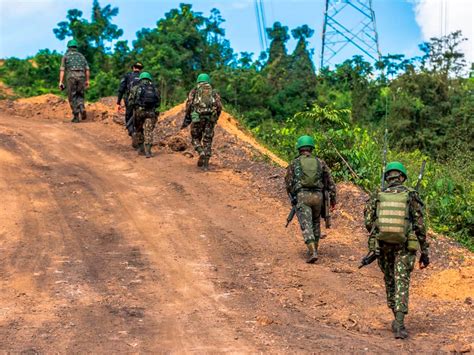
top-left (64, 50), bottom-right (88, 71)
top-left (376, 190), bottom-right (410, 244)
top-left (193, 83), bottom-right (215, 115)
top-left (137, 82), bottom-right (159, 109)
top-left (293, 156), bottom-right (324, 192)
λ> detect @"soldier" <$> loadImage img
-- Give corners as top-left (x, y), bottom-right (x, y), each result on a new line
top-left (364, 161), bottom-right (430, 339)
top-left (59, 39), bottom-right (90, 123)
top-left (285, 135), bottom-right (336, 263)
top-left (128, 72), bottom-right (160, 158)
top-left (182, 73), bottom-right (222, 170)
top-left (117, 62), bottom-right (143, 137)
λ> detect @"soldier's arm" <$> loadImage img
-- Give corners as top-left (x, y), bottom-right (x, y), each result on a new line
top-left (84, 56), bottom-right (90, 88)
top-left (117, 75), bottom-right (128, 105)
top-left (320, 159), bottom-right (337, 206)
top-left (364, 193), bottom-right (377, 233)
top-left (214, 92), bottom-right (223, 118)
top-left (129, 86), bottom-right (138, 108)
top-left (184, 89), bottom-right (196, 116)
top-left (285, 161), bottom-right (295, 195)
top-left (410, 191), bottom-right (429, 254)
top-left (59, 56), bottom-right (66, 87)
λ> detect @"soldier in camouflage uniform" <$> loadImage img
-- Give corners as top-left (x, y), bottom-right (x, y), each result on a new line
top-left (117, 62), bottom-right (143, 138)
top-left (364, 161), bottom-right (430, 339)
top-left (182, 73), bottom-right (222, 170)
top-left (285, 135), bottom-right (336, 263)
top-left (59, 39), bottom-right (90, 123)
top-left (128, 72), bottom-right (160, 158)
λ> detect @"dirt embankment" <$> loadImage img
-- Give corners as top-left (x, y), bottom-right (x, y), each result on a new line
top-left (0, 94), bottom-right (472, 353)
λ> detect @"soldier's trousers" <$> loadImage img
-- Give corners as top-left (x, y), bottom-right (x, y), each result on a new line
top-left (377, 246), bottom-right (416, 314)
top-left (191, 117), bottom-right (216, 158)
top-left (296, 190), bottom-right (323, 244)
top-left (67, 76), bottom-right (85, 118)
top-left (124, 99), bottom-right (134, 136)
top-left (134, 109), bottom-right (157, 145)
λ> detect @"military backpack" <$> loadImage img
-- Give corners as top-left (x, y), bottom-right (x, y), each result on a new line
top-left (137, 82), bottom-right (159, 109)
top-left (193, 83), bottom-right (216, 115)
top-left (375, 190), bottom-right (411, 244)
top-left (293, 155), bottom-right (324, 192)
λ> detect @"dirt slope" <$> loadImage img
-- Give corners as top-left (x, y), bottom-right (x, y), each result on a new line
top-left (0, 97), bottom-right (472, 353)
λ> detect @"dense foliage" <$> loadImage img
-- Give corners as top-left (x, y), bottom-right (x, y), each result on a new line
top-left (0, 2), bottom-right (472, 249)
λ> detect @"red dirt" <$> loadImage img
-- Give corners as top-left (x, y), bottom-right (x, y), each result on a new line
top-left (0, 95), bottom-right (472, 352)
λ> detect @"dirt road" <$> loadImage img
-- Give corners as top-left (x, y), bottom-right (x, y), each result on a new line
top-left (0, 110), bottom-right (472, 353)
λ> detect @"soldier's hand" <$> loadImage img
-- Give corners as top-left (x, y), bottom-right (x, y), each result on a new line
top-left (116, 104), bottom-right (122, 113)
top-left (59, 82), bottom-right (65, 91)
top-left (85, 80), bottom-right (90, 89)
top-left (330, 201), bottom-right (336, 212)
top-left (419, 253), bottom-right (430, 269)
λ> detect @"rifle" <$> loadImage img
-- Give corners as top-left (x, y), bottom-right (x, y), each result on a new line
top-left (285, 193), bottom-right (297, 228)
top-left (358, 251), bottom-right (378, 269)
top-left (323, 190), bottom-right (331, 229)
top-left (359, 129), bottom-right (388, 269)
top-left (181, 112), bottom-right (192, 130)
top-left (415, 160), bottom-right (426, 191)
top-left (126, 113), bottom-right (135, 135)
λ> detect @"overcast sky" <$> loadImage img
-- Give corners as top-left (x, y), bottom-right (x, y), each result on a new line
top-left (0, 0), bottom-right (472, 67)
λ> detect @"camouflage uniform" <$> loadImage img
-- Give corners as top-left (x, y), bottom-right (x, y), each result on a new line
top-left (128, 80), bottom-right (160, 147)
top-left (117, 71), bottom-right (140, 134)
top-left (60, 48), bottom-right (89, 119)
top-left (364, 182), bottom-right (429, 314)
top-left (184, 83), bottom-right (222, 158)
top-left (285, 154), bottom-right (336, 245)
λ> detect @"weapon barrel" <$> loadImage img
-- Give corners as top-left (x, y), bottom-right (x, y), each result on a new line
top-left (415, 160), bottom-right (426, 191)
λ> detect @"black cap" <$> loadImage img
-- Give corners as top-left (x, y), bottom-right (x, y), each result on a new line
top-left (132, 62), bottom-right (144, 69)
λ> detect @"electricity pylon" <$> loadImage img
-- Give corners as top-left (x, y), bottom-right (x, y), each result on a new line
top-left (321, 0), bottom-right (381, 68)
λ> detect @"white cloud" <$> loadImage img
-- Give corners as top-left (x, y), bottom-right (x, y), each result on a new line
top-left (411, 0), bottom-right (473, 63)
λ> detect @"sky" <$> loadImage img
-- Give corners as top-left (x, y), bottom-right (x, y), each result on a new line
top-left (0, 0), bottom-right (472, 67)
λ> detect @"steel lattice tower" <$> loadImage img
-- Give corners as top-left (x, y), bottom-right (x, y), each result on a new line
top-left (320, 0), bottom-right (381, 68)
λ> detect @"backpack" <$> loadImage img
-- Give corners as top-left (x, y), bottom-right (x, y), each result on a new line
top-left (193, 83), bottom-right (215, 115)
top-left (375, 190), bottom-right (410, 244)
top-left (294, 155), bottom-right (323, 191)
top-left (137, 82), bottom-right (159, 109)
top-left (65, 50), bottom-right (87, 71)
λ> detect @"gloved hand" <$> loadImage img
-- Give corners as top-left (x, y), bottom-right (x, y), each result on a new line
top-left (419, 252), bottom-right (430, 269)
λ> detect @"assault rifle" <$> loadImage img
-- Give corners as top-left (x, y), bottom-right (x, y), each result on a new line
top-left (285, 193), bottom-right (297, 228)
top-left (125, 114), bottom-right (135, 135)
top-left (322, 190), bottom-right (331, 229)
top-left (358, 251), bottom-right (378, 269)
top-left (415, 160), bottom-right (426, 191)
top-left (381, 128), bottom-right (388, 191)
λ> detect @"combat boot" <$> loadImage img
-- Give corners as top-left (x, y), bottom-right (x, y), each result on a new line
top-left (71, 114), bottom-right (80, 123)
top-left (393, 312), bottom-right (408, 339)
top-left (197, 153), bottom-right (206, 167)
top-left (201, 156), bottom-right (210, 170)
top-left (144, 144), bottom-right (152, 158)
top-left (306, 242), bottom-right (318, 264)
top-left (137, 143), bottom-right (145, 156)
top-left (81, 110), bottom-right (87, 121)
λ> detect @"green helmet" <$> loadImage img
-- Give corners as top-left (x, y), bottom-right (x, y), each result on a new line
top-left (384, 161), bottom-right (407, 179)
top-left (197, 73), bottom-right (210, 83)
top-left (67, 39), bottom-right (78, 48)
top-left (296, 135), bottom-right (315, 150)
top-left (139, 72), bottom-right (152, 81)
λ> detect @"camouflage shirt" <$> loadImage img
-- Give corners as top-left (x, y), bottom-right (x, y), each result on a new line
top-left (184, 83), bottom-right (222, 119)
top-left (364, 182), bottom-right (429, 253)
top-left (285, 154), bottom-right (337, 204)
top-left (60, 48), bottom-right (89, 78)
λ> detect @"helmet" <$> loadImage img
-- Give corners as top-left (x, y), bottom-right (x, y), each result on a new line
top-left (139, 72), bottom-right (152, 81)
top-left (296, 135), bottom-right (315, 150)
top-left (67, 39), bottom-right (78, 48)
top-left (132, 62), bottom-right (143, 69)
top-left (384, 161), bottom-right (407, 179)
top-left (196, 73), bottom-right (210, 83)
